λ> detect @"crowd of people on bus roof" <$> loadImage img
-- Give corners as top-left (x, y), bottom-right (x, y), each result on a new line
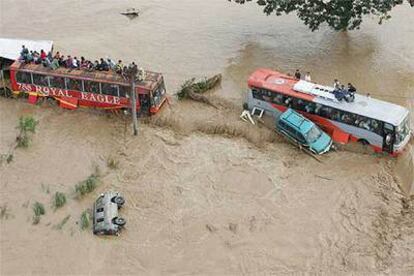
top-left (18, 45), bottom-right (144, 80)
top-left (293, 69), bottom-right (358, 103)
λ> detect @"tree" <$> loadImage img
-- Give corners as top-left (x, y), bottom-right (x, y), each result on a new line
top-left (229, 0), bottom-right (413, 31)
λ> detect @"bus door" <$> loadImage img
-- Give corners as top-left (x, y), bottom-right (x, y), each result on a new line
top-left (136, 87), bottom-right (150, 115)
top-left (383, 123), bottom-right (395, 153)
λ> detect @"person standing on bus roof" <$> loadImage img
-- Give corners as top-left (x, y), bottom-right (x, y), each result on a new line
top-left (304, 72), bottom-right (311, 82)
top-left (333, 79), bottom-right (340, 89)
top-left (294, 69), bottom-right (301, 80)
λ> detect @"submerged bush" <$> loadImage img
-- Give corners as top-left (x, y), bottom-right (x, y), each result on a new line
top-left (19, 116), bottom-right (38, 133)
top-left (16, 116), bottom-right (38, 148)
top-left (52, 192), bottom-right (67, 209)
top-left (32, 202), bottom-right (45, 224)
top-left (80, 210), bottom-right (91, 230)
top-left (75, 175), bottom-right (99, 197)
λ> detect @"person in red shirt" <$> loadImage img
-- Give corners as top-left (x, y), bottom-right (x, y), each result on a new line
top-left (40, 49), bottom-right (47, 60)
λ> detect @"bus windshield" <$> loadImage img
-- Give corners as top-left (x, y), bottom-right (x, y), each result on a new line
top-left (395, 117), bottom-right (411, 145)
top-left (305, 125), bottom-right (322, 143)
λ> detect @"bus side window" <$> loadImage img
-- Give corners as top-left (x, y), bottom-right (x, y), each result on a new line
top-left (16, 71), bottom-right (32, 84)
top-left (119, 85), bottom-right (129, 98)
top-left (252, 88), bottom-right (263, 100)
top-left (50, 76), bottom-right (66, 89)
top-left (32, 74), bottom-right (49, 86)
top-left (83, 80), bottom-right (100, 94)
top-left (272, 93), bottom-right (285, 105)
top-left (101, 83), bottom-right (119, 97)
top-left (66, 78), bottom-right (82, 91)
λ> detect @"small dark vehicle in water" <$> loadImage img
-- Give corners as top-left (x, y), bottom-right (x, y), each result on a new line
top-left (93, 191), bottom-right (126, 236)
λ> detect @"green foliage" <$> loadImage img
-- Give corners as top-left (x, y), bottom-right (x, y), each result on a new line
top-left (33, 202), bottom-right (45, 216)
top-left (16, 116), bottom-right (38, 148)
top-left (230, 0), bottom-right (412, 31)
top-left (32, 201), bottom-right (45, 224)
top-left (52, 192), bottom-right (67, 209)
top-left (19, 116), bottom-right (38, 133)
top-left (75, 175), bottom-right (99, 197)
top-left (80, 210), bottom-right (91, 230)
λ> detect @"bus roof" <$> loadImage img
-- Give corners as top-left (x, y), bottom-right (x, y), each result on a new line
top-left (10, 61), bottom-right (163, 91)
top-left (249, 68), bottom-right (409, 126)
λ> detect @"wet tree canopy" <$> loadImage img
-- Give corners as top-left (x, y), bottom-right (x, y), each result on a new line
top-left (229, 0), bottom-right (413, 31)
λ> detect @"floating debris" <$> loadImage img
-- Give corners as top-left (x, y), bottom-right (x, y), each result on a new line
top-left (121, 8), bottom-right (140, 19)
top-left (176, 74), bottom-right (222, 108)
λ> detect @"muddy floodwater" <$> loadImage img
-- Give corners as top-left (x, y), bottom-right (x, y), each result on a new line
top-left (1, 0), bottom-right (414, 275)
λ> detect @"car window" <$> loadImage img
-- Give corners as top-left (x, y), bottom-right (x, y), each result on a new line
top-left (97, 218), bottom-right (104, 223)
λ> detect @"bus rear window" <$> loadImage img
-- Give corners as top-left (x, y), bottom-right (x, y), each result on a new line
top-left (16, 71), bottom-right (31, 84)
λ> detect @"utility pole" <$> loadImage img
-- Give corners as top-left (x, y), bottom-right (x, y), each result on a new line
top-left (127, 64), bottom-right (138, 136)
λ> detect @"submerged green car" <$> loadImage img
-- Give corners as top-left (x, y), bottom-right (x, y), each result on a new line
top-left (276, 109), bottom-right (333, 154)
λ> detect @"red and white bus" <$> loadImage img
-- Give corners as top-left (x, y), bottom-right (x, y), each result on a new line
top-left (246, 68), bottom-right (411, 155)
top-left (9, 60), bottom-right (167, 115)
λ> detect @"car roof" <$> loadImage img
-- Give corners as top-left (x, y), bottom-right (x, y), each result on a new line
top-left (280, 109), bottom-right (313, 133)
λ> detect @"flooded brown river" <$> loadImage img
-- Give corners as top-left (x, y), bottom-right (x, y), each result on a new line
top-left (1, 0), bottom-right (414, 275)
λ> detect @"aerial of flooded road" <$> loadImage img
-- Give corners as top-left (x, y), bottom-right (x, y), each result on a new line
top-left (1, 0), bottom-right (413, 274)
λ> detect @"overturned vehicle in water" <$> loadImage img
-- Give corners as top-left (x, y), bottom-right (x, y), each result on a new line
top-left (93, 191), bottom-right (126, 236)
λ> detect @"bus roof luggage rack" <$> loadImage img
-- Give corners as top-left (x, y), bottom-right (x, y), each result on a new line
top-left (293, 80), bottom-right (338, 102)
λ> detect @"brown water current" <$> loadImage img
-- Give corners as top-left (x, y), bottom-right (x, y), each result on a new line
top-left (1, 0), bottom-right (414, 274)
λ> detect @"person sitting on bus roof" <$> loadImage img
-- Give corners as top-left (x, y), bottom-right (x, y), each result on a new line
top-left (42, 57), bottom-right (52, 68)
top-left (58, 55), bottom-right (65, 67)
top-left (98, 58), bottom-right (109, 71)
top-left (115, 60), bottom-right (123, 74)
top-left (54, 51), bottom-right (61, 60)
top-left (294, 69), bottom-right (301, 80)
top-left (47, 51), bottom-right (53, 61)
top-left (304, 72), bottom-right (311, 82)
top-left (50, 58), bottom-right (60, 70)
top-left (72, 57), bottom-right (79, 69)
top-left (80, 56), bottom-right (86, 68)
top-left (107, 58), bottom-right (115, 70)
top-left (24, 51), bottom-right (34, 63)
top-left (40, 50), bottom-right (47, 61)
top-left (347, 83), bottom-right (356, 93)
top-left (93, 60), bottom-right (100, 70)
top-left (33, 51), bottom-right (41, 64)
top-left (65, 55), bottom-right (73, 68)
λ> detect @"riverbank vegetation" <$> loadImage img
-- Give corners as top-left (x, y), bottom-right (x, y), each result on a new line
top-left (230, 0), bottom-right (413, 31)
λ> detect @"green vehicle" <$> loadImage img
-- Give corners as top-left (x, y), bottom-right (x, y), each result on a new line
top-left (93, 191), bottom-right (126, 236)
top-left (276, 109), bottom-right (333, 154)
